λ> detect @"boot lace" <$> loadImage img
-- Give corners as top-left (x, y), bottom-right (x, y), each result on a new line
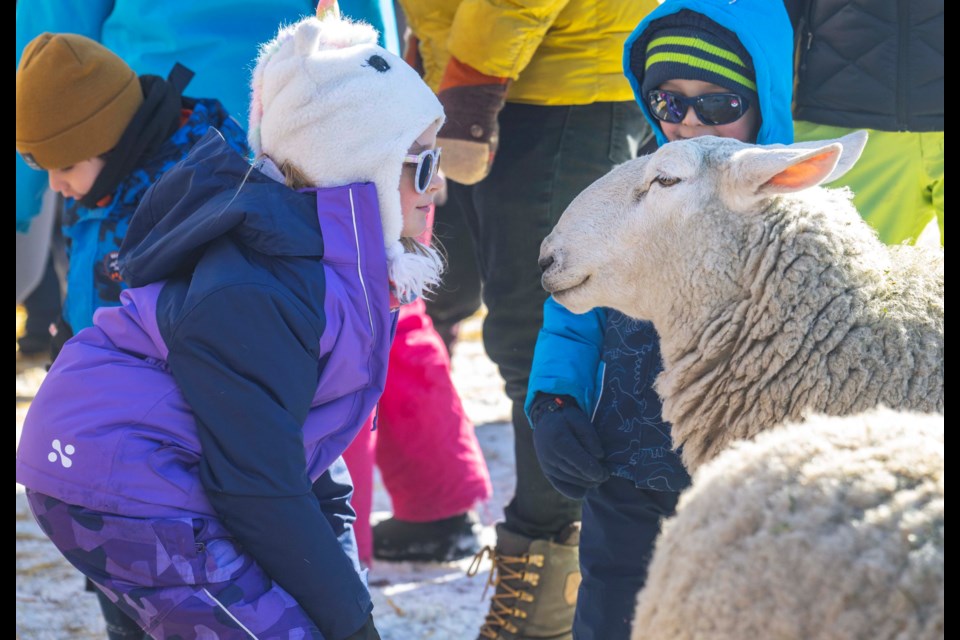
top-left (467, 545), bottom-right (544, 638)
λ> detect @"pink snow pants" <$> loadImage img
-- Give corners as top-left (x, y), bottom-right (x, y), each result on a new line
top-left (343, 297), bottom-right (492, 563)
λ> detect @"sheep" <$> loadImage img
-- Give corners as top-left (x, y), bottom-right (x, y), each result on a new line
top-left (630, 407), bottom-right (944, 640)
top-left (539, 131), bottom-right (944, 472)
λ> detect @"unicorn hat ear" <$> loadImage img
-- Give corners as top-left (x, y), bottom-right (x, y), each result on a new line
top-left (248, 8), bottom-right (378, 160)
top-left (294, 18), bottom-right (322, 57)
top-left (315, 0), bottom-right (340, 19)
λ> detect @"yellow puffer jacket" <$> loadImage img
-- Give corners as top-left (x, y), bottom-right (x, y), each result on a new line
top-left (399, 0), bottom-right (658, 106)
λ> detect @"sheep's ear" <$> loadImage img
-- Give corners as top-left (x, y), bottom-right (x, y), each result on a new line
top-left (732, 143), bottom-right (842, 198)
top-left (782, 130), bottom-right (868, 183)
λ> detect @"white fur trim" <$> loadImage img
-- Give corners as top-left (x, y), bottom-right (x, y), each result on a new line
top-left (387, 241), bottom-right (443, 304)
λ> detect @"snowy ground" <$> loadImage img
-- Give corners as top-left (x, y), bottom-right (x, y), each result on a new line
top-left (16, 312), bottom-right (517, 639)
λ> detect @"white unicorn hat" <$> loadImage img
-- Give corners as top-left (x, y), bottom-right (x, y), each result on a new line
top-left (249, 1), bottom-right (445, 299)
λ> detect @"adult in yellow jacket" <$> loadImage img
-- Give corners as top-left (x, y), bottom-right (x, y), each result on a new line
top-left (400, 1), bottom-right (657, 638)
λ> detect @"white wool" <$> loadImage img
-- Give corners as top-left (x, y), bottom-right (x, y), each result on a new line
top-left (249, 14), bottom-right (445, 295)
top-left (540, 132), bottom-right (944, 471)
top-left (631, 408), bottom-right (944, 640)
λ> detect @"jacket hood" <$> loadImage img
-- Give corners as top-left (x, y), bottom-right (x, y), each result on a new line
top-left (119, 128), bottom-right (322, 287)
top-left (623, 0), bottom-right (795, 146)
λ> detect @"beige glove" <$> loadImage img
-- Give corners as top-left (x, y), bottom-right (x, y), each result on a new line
top-left (436, 57), bottom-right (511, 185)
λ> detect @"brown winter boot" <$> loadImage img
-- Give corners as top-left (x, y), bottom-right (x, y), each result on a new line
top-left (467, 522), bottom-right (581, 640)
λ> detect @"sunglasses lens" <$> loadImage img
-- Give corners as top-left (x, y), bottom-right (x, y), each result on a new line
top-left (696, 94), bottom-right (744, 125)
top-left (417, 153), bottom-right (434, 192)
top-left (648, 91), bottom-right (684, 123)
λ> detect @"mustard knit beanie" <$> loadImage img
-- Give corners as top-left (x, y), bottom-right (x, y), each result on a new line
top-left (16, 33), bottom-right (143, 170)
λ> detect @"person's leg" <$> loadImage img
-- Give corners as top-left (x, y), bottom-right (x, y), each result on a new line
top-left (425, 181), bottom-right (485, 353)
top-left (16, 188), bottom-right (58, 305)
top-left (471, 101), bottom-right (648, 539)
top-left (26, 491), bottom-right (324, 638)
top-left (373, 298), bottom-right (491, 561)
top-left (342, 415), bottom-right (377, 565)
top-left (920, 131), bottom-right (944, 245)
top-left (19, 252), bottom-right (61, 355)
top-left (574, 478), bottom-right (680, 640)
top-left (793, 122), bottom-right (939, 245)
top-left (465, 100), bottom-right (650, 639)
top-left (139, 566), bottom-right (324, 639)
top-left (90, 585), bottom-right (149, 640)
top-left (313, 456), bottom-right (365, 579)
top-left (376, 298), bottom-right (492, 521)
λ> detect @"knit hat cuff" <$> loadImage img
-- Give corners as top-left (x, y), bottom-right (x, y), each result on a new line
top-left (637, 12), bottom-right (757, 108)
top-left (17, 71), bottom-right (142, 170)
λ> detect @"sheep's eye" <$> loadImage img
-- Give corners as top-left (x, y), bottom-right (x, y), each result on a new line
top-left (655, 175), bottom-right (680, 187)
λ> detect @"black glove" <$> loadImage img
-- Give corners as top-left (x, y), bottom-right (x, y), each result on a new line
top-left (343, 614), bottom-right (380, 640)
top-left (49, 316), bottom-right (74, 365)
top-left (530, 393), bottom-right (609, 499)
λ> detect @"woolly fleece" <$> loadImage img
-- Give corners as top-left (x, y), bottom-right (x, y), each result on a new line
top-left (631, 407), bottom-right (944, 640)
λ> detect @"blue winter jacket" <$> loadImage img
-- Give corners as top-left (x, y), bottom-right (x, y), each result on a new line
top-left (15, 0), bottom-right (398, 231)
top-left (526, 0), bottom-right (795, 490)
top-left (61, 98), bottom-right (248, 332)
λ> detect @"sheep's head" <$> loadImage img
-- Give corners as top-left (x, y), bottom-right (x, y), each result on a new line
top-left (539, 132), bottom-right (868, 322)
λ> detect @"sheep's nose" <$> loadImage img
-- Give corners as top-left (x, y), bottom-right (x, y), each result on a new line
top-left (538, 255), bottom-right (555, 273)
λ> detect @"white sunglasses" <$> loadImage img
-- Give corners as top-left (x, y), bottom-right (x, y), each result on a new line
top-left (403, 148), bottom-right (442, 194)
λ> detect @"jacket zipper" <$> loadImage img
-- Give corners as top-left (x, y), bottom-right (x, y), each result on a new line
top-left (591, 362), bottom-right (606, 422)
top-left (348, 188), bottom-right (376, 341)
top-left (798, 0), bottom-right (815, 78)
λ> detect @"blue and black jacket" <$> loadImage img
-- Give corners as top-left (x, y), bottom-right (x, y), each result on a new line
top-left (61, 98), bottom-right (248, 333)
top-left (526, 0), bottom-right (795, 491)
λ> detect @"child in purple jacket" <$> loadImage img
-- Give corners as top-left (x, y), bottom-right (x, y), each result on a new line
top-left (16, 7), bottom-right (447, 639)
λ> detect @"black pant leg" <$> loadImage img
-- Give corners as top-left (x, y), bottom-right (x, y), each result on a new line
top-left (468, 101), bottom-right (650, 538)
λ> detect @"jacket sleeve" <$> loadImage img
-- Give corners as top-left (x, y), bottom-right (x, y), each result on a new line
top-left (446, 0), bottom-right (571, 80)
top-left (525, 296), bottom-right (606, 422)
top-left (165, 283), bottom-right (371, 639)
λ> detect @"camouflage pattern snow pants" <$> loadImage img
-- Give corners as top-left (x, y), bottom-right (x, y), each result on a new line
top-left (26, 491), bottom-right (322, 639)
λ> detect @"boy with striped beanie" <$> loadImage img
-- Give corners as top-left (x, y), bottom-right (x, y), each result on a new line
top-left (527, 1), bottom-right (796, 638)
top-left (627, 8), bottom-right (769, 144)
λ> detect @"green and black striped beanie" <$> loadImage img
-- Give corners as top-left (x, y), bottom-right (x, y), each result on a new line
top-left (634, 10), bottom-right (757, 111)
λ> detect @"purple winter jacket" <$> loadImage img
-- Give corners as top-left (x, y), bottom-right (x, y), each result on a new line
top-left (16, 130), bottom-right (395, 520)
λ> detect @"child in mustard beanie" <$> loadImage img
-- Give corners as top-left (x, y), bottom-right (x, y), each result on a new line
top-left (15, 32), bottom-right (249, 351)
top-left (16, 33), bottom-right (144, 173)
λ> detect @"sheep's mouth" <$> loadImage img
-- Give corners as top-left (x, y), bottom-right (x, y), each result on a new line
top-left (546, 275), bottom-right (590, 298)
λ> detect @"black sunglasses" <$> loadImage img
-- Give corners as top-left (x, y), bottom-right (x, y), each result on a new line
top-left (403, 148), bottom-right (442, 194)
top-left (646, 90), bottom-right (749, 126)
